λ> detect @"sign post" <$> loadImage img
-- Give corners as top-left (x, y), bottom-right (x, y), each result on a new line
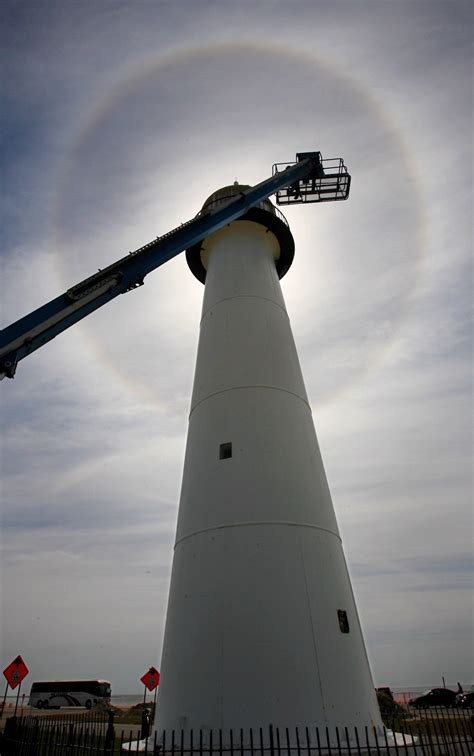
top-left (14, 681), bottom-right (22, 717)
top-left (1, 682), bottom-right (8, 717)
top-left (140, 667), bottom-right (160, 706)
top-left (2, 655), bottom-right (29, 717)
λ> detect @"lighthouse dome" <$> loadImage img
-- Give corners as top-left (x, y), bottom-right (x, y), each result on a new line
top-left (186, 183), bottom-right (294, 283)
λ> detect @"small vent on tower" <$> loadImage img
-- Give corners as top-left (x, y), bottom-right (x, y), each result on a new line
top-left (219, 442), bottom-right (232, 460)
top-left (338, 610), bottom-right (350, 633)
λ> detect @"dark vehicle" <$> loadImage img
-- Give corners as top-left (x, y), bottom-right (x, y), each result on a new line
top-left (455, 691), bottom-right (474, 709)
top-left (408, 688), bottom-right (457, 709)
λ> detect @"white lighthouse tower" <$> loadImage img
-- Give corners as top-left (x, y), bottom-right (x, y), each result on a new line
top-left (153, 185), bottom-right (382, 739)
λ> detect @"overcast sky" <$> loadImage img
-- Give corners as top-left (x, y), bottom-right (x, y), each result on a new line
top-left (1, 1), bottom-right (472, 697)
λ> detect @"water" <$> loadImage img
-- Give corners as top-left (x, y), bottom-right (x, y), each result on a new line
top-left (112, 694), bottom-right (154, 707)
top-left (5, 684), bottom-right (470, 709)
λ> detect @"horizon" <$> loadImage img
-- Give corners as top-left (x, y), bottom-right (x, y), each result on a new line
top-left (4, 676), bottom-right (472, 698)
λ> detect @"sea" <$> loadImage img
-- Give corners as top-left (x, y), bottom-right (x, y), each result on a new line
top-left (4, 684), bottom-right (470, 709)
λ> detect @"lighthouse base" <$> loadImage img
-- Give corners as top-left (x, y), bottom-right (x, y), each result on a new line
top-left (122, 729), bottom-right (418, 755)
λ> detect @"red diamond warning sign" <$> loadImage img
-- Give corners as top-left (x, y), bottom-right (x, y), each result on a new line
top-left (3, 655), bottom-right (29, 689)
top-left (140, 666), bottom-right (160, 691)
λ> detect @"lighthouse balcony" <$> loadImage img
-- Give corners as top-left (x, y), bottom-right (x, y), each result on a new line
top-left (187, 182), bottom-right (295, 283)
top-left (272, 156), bottom-right (351, 205)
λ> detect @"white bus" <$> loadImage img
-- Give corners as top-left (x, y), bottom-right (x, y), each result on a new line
top-left (28, 679), bottom-right (111, 709)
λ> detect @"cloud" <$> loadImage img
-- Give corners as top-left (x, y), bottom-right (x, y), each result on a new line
top-left (1, 0), bottom-right (472, 696)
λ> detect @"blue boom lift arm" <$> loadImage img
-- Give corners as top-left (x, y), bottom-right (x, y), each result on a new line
top-left (0, 152), bottom-right (350, 379)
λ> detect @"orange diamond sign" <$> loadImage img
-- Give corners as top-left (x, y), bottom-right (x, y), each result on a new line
top-left (140, 666), bottom-right (160, 691)
top-left (3, 655), bottom-right (29, 689)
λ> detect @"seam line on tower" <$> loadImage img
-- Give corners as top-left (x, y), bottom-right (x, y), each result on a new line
top-left (299, 528), bottom-right (327, 713)
top-left (190, 384), bottom-right (312, 417)
top-left (174, 521), bottom-right (342, 548)
top-left (201, 294), bottom-right (289, 323)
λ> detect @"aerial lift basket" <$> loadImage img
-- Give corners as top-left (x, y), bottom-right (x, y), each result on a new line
top-left (273, 151), bottom-right (351, 205)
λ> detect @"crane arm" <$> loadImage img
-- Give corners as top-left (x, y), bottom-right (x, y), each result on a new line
top-left (1, 152), bottom-right (350, 379)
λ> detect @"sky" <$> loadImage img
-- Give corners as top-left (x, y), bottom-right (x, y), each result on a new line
top-left (1, 1), bottom-right (472, 697)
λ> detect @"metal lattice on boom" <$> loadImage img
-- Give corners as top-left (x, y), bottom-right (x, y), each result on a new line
top-left (0, 152), bottom-right (350, 379)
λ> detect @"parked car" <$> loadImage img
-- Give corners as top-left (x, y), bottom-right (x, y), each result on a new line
top-left (455, 691), bottom-right (474, 709)
top-left (408, 688), bottom-right (457, 708)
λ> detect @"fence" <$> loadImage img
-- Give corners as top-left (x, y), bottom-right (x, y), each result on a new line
top-left (0, 708), bottom-right (472, 756)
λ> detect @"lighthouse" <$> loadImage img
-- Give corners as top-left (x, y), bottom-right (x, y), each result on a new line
top-left (153, 184), bottom-right (382, 739)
